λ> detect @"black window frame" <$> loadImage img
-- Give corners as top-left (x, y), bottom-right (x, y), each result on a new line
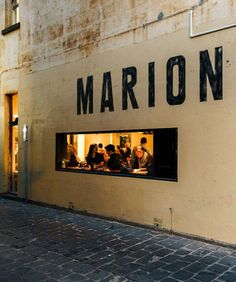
top-left (55, 128), bottom-right (178, 182)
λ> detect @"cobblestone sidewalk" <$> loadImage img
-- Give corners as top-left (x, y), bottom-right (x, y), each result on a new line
top-left (0, 198), bottom-right (235, 282)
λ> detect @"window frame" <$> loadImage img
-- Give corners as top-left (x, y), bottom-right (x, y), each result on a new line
top-left (55, 128), bottom-right (178, 182)
top-left (1, 0), bottom-right (20, 36)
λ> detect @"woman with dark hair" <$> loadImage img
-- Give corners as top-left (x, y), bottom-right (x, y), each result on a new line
top-left (86, 144), bottom-right (104, 169)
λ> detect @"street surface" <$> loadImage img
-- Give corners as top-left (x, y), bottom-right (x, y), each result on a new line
top-left (0, 198), bottom-right (236, 281)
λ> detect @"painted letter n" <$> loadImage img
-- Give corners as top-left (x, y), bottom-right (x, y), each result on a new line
top-left (200, 46), bottom-right (223, 102)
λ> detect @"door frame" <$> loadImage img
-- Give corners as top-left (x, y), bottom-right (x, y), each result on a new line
top-left (4, 93), bottom-right (18, 194)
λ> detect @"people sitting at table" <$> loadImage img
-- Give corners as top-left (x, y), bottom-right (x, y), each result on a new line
top-left (105, 144), bottom-right (122, 171)
top-left (86, 144), bottom-right (104, 169)
top-left (98, 143), bottom-right (109, 162)
top-left (97, 143), bottom-right (105, 154)
top-left (116, 145), bottom-right (125, 163)
top-left (140, 137), bottom-right (151, 154)
top-left (132, 145), bottom-right (153, 170)
top-left (121, 141), bottom-right (131, 166)
top-left (131, 137), bottom-right (151, 166)
top-left (67, 143), bottom-right (81, 167)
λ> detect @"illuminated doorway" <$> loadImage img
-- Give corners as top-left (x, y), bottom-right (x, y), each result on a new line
top-left (6, 94), bottom-right (18, 193)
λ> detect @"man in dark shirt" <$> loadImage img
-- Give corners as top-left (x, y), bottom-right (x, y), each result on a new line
top-left (105, 144), bottom-right (122, 171)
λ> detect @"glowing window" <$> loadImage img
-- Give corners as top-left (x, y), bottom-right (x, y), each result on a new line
top-left (56, 128), bottom-right (178, 181)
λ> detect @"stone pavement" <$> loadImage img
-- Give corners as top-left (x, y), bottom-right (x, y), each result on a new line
top-left (0, 198), bottom-right (236, 282)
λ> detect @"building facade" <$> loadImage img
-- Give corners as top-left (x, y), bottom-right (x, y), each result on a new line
top-left (0, 0), bottom-right (236, 245)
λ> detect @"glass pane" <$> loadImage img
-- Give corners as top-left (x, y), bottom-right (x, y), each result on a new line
top-left (56, 129), bottom-right (177, 180)
top-left (58, 131), bottom-right (153, 175)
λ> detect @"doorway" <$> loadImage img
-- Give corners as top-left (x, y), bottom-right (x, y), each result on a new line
top-left (6, 94), bottom-right (18, 194)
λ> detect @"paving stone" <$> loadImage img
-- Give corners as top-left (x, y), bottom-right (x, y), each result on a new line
top-left (198, 255), bottom-right (220, 264)
top-left (186, 279), bottom-right (203, 282)
top-left (174, 248), bottom-right (192, 256)
top-left (206, 263), bottom-right (229, 274)
top-left (114, 250), bottom-right (133, 258)
top-left (144, 243), bottom-right (163, 252)
top-left (203, 244), bottom-right (220, 251)
top-left (152, 248), bottom-right (173, 257)
top-left (136, 253), bottom-right (160, 264)
top-left (99, 262), bottom-right (121, 272)
top-left (185, 262), bottom-right (208, 273)
top-left (62, 260), bottom-right (83, 271)
top-left (140, 260), bottom-right (166, 272)
top-left (127, 270), bottom-right (155, 282)
top-left (231, 251), bottom-right (236, 258)
top-left (89, 257), bottom-right (113, 267)
top-left (218, 256), bottom-right (236, 267)
top-left (0, 269), bottom-right (49, 282)
top-left (90, 250), bottom-right (113, 260)
top-left (211, 248), bottom-right (234, 258)
top-left (193, 271), bottom-right (220, 282)
top-left (218, 271), bottom-right (236, 281)
top-left (146, 269), bottom-right (171, 280)
top-left (191, 248), bottom-right (212, 256)
top-left (163, 260), bottom-right (190, 272)
top-left (159, 254), bottom-right (182, 263)
top-left (117, 262), bottom-right (142, 274)
top-left (185, 241), bottom-right (206, 250)
top-left (171, 269), bottom-right (194, 280)
top-left (100, 275), bottom-right (128, 282)
top-left (41, 279), bottom-right (57, 282)
top-left (115, 255), bottom-right (135, 266)
top-left (129, 250), bottom-right (150, 259)
top-left (86, 269), bottom-right (110, 280)
top-left (161, 278), bottom-right (178, 282)
top-left (181, 254), bottom-right (200, 263)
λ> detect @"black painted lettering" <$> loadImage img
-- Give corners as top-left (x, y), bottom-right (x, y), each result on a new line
top-left (166, 56), bottom-right (186, 105)
top-left (122, 66), bottom-right (139, 110)
top-left (100, 72), bottom-right (114, 112)
top-left (77, 76), bottom-right (93, 115)
top-left (200, 46), bottom-right (223, 102)
top-left (149, 62), bottom-right (155, 107)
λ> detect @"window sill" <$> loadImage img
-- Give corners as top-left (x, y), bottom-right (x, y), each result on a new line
top-left (1, 22), bottom-right (20, 35)
top-left (56, 167), bottom-right (178, 182)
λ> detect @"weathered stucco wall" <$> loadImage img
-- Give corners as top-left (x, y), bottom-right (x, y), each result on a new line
top-left (1, 0), bottom-right (236, 244)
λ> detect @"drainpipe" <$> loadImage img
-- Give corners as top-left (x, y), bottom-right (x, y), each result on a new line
top-left (22, 124), bottom-right (29, 202)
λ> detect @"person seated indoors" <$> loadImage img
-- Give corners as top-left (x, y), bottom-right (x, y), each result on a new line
top-left (132, 145), bottom-right (153, 171)
top-left (116, 145), bottom-right (125, 163)
top-left (67, 143), bottom-right (81, 167)
top-left (97, 143), bottom-right (109, 162)
top-left (140, 137), bottom-right (151, 154)
top-left (131, 137), bottom-right (151, 167)
top-left (97, 143), bottom-right (105, 154)
top-left (121, 141), bottom-right (131, 166)
top-left (105, 144), bottom-right (122, 171)
top-left (86, 144), bottom-right (104, 169)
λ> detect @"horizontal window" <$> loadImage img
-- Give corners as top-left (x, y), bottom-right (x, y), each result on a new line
top-left (56, 128), bottom-right (178, 181)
